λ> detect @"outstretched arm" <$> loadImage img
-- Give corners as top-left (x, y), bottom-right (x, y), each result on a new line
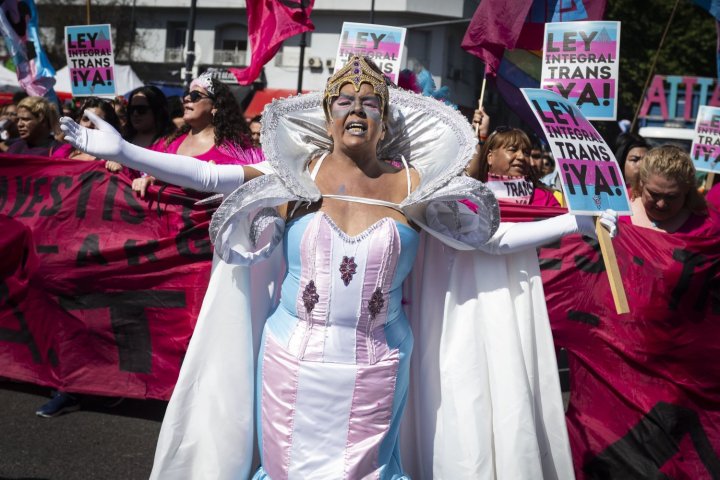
top-left (480, 210), bottom-right (618, 255)
top-left (60, 111), bottom-right (268, 195)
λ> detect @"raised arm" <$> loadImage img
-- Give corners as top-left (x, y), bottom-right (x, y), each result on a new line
top-left (60, 111), bottom-right (269, 195)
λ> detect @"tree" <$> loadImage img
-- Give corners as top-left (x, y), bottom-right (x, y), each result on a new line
top-left (606, 0), bottom-right (716, 121)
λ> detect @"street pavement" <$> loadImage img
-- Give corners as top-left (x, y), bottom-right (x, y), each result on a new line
top-left (0, 380), bottom-right (166, 480)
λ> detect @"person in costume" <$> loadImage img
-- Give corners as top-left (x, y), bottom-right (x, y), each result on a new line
top-left (60, 56), bottom-right (616, 479)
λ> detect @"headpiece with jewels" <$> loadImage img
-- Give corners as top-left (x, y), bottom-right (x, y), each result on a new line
top-left (190, 72), bottom-right (216, 96)
top-left (323, 56), bottom-right (388, 119)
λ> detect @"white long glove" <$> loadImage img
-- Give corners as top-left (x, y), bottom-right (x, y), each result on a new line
top-left (480, 209), bottom-right (618, 255)
top-left (59, 110), bottom-right (260, 195)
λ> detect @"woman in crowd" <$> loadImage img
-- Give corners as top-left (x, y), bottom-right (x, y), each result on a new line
top-left (625, 144), bottom-right (715, 235)
top-left (51, 97), bottom-right (125, 174)
top-left (614, 132), bottom-right (649, 187)
top-left (60, 56), bottom-right (615, 479)
top-left (6, 96), bottom-right (59, 156)
top-left (0, 103), bottom-right (20, 151)
top-left (131, 73), bottom-right (262, 197)
top-left (468, 126), bottom-right (563, 206)
top-left (125, 86), bottom-right (175, 148)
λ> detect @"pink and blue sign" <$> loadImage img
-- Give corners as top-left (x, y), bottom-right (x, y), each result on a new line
top-left (691, 105), bottom-right (720, 174)
top-left (541, 21), bottom-right (620, 121)
top-left (334, 22), bottom-right (406, 83)
top-left (522, 88), bottom-right (631, 215)
top-left (64, 24), bottom-right (116, 97)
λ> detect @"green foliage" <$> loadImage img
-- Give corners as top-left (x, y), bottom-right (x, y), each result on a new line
top-left (606, 0), bottom-right (716, 120)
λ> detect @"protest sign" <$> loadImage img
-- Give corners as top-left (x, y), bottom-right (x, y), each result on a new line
top-left (522, 88), bottom-right (631, 215)
top-left (541, 21), bottom-right (620, 120)
top-left (690, 105), bottom-right (720, 174)
top-left (334, 22), bottom-right (406, 83)
top-left (64, 24), bottom-right (116, 96)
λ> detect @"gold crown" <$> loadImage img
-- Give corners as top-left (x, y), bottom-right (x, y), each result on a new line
top-left (323, 56), bottom-right (388, 119)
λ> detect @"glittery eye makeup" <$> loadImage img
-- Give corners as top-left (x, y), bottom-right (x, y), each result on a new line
top-left (331, 94), bottom-right (382, 120)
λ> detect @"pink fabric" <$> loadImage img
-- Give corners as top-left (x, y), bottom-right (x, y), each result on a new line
top-left (461, 1), bottom-right (534, 75)
top-left (151, 133), bottom-right (263, 165)
top-left (619, 212), bottom-right (720, 236)
top-left (50, 143), bottom-right (74, 158)
top-left (530, 187), bottom-right (561, 207)
top-left (229, 0), bottom-right (314, 85)
top-left (708, 182), bottom-right (720, 224)
top-left (261, 334), bottom-right (300, 480)
top-left (291, 213), bottom-right (333, 361)
top-left (355, 218), bottom-right (399, 365)
top-left (344, 351), bottom-right (399, 478)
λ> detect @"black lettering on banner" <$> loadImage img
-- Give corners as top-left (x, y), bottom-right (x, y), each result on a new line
top-left (538, 240), bottom-right (563, 270)
top-left (574, 236), bottom-right (605, 274)
top-left (0, 282), bottom-right (42, 363)
top-left (124, 239), bottom-right (160, 265)
top-left (40, 176), bottom-right (72, 216)
top-left (670, 249), bottom-right (720, 314)
top-left (583, 402), bottom-right (720, 479)
top-left (60, 290), bottom-right (186, 373)
top-left (102, 174), bottom-right (119, 221)
top-left (19, 176), bottom-right (48, 217)
top-left (670, 249), bottom-right (707, 311)
top-left (76, 233), bottom-right (108, 266)
top-left (567, 309), bottom-right (600, 327)
top-left (8, 176), bottom-right (32, 217)
top-left (175, 205), bottom-right (212, 260)
top-left (36, 245), bottom-right (59, 254)
top-left (75, 170), bottom-right (105, 219)
top-left (0, 176), bottom-right (8, 211)
top-left (120, 181), bottom-right (145, 224)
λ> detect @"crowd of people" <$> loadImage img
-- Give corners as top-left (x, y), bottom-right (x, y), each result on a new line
top-left (2, 54), bottom-right (719, 478)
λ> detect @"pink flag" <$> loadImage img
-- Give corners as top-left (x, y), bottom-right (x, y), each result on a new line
top-left (461, 0), bottom-right (534, 76)
top-left (462, 0), bottom-right (608, 76)
top-left (229, 0), bottom-right (314, 85)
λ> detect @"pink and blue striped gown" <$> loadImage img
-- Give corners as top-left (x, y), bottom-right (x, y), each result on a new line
top-left (253, 209), bottom-right (419, 479)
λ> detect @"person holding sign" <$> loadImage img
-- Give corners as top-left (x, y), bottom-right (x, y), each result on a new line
top-left (624, 145), bottom-right (716, 235)
top-left (59, 55), bottom-right (616, 479)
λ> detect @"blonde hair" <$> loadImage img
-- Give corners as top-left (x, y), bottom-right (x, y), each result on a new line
top-left (17, 96), bottom-right (59, 131)
top-left (631, 144), bottom-right (706, 214)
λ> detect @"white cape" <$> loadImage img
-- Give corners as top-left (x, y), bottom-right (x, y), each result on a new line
top-left (402, 233), bottom-right (575, 480)
top-left (151, 233), bottom-right (574, 480)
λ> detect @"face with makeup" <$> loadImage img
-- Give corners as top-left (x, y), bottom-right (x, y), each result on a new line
top-left (327, 82), bottom-right (385, 153)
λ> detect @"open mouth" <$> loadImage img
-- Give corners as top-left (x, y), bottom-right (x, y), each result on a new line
top-left (345, 121), bottom-right (367, 135)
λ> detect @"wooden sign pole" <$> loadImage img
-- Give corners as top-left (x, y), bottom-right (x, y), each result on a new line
top-left (595, 219), bottom-right (629, 314)
top-left (705, 172), bottom-right (715, 192)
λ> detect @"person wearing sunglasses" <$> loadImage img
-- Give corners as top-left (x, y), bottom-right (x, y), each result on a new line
top-left (51, 97), bottom-right (124, 173)
top-left (131, 73), bottom-right (262, 198)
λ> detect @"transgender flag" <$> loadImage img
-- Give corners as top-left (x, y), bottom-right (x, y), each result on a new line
top-left (229, 0), bottom-right (315, 85)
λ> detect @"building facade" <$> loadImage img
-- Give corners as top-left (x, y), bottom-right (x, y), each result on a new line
top-left (35, 0), bottom-right (486, 110)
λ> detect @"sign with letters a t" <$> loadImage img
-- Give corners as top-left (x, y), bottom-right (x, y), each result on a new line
top-left (334, 22), bottom-right (406, 83)
top-left (541, 21), bottom-right (620, 121)
top-left (691, 105), bottom-right (720, 174)
top-left (64, 24), bottom-right (116, 97)
top-left (522, 88), bottom-right (631, 215)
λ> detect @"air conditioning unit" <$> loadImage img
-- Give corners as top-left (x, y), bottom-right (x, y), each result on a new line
top-left (306, 56), bottom-right (322, 68)
top-left (326, 58), bottom-right (336, 71)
